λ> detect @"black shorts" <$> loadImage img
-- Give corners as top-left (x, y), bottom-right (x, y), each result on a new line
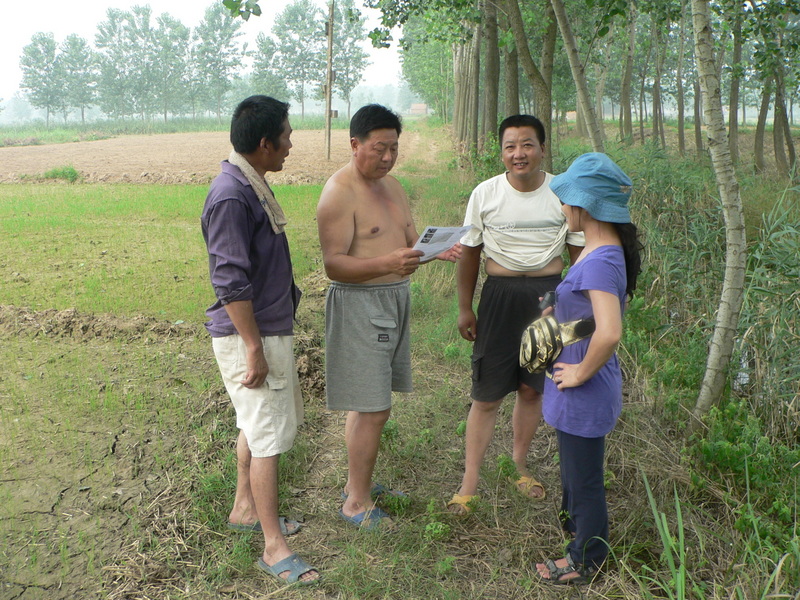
top-left (471, 274), bottom-right (562, 402)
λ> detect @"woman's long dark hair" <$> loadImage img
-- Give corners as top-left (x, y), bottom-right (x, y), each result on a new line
top-left (613, 222), bottom-right (643, 298)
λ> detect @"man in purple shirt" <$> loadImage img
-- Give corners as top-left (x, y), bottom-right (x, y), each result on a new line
top-left (201, 96), bottom-right (318, 586)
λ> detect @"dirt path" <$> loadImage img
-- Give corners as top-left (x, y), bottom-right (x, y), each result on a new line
top-left (0, 129), bottom-right (423, 185)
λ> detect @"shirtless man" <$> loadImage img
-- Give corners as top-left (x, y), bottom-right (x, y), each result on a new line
top-left (317, 104), bottom-right (458, 529)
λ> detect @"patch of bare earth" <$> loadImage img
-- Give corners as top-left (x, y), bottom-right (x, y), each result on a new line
top-left (0, 129), bottom-right (423, 185)
top-left (0, 306), bottom-right (196, 599)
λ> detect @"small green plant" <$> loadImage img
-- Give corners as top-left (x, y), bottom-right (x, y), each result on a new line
top-left (42, 165), bottom-right (80, 182)
top-left (497, 453), bottom-right (519, 480)
top-left (435, 555), bottom-right (456, 576)
top-left (423, 499), bottom-right (452, 542)
top-left (604, 468), bottom-right (616, 490)
top-left (380, 418), bottom-right (400, 450)
top-left (455, 420), bottom-right (467, 436)
top-left (424, 520), bottom-right (451, 542)
top-left (443, 342), bottom-right (461, 360)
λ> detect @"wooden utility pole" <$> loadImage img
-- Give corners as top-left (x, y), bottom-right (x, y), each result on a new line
top-left (324, 0), bottom-right (335, 160)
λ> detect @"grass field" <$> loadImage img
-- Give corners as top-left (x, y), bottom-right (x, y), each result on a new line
top-left (1, 121), bottom-right (798, 599)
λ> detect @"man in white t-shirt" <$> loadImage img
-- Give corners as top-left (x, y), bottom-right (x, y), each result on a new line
top-left (447, 115), bottom-right (584, 516)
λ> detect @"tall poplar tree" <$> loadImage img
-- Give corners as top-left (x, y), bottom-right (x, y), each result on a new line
top-left (690, 0), bottom-right (747, 426)
top-left (153, 14), bottom-right (191, 122)
top-left (274, 0), bottom-right (325, 119)
top-left (332, 0), bottom-right (370, 119)
top-left (252, 33), bottom-right (292, 100)
top-left (96, 8), bottom-right (136, 119)
top-left (19, 32), bottom-right (64, 126)
top-left (59, 34), bottom-right (97, 124)
top-left (195, 4), bottom-right (243, 122)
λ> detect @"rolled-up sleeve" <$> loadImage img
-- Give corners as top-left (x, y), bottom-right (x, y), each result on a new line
top-left (460, 188), bottom-right (484, 247)
top-left (205, 199), bottom-right (254, 305)
top-left (566, 230), bottom-right (586, 247)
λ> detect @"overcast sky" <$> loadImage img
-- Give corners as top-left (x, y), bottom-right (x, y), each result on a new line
top-left (0, 0), bottom-right (402, 101)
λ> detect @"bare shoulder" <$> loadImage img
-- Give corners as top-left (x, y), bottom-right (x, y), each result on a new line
top-left (383, 173), bottom-right (408, 200)
top-left (317, 166), bottom-right (354, 216)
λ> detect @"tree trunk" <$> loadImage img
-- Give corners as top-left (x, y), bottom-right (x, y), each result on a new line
top-left (773, 97), bottom-right (788, 176)
top-left (694, 76), bottom-right (704, 157)
top-left (620, 5), bottom-right (636, 142)
top-left (741, 94), bottom-right (746, 125)
top-left (638, 70), bottom-right (646, 144)
top-left (453, 42), bottom-right (466, 143)
top-left (504, 44), bottom-right (520, 117)
top-left (773, 63), bottom-right (797, 179)
top-left (690, 0), bottom-right (747, 429)
top-left (539, 3), bottom-right (557, 141)
top-left (652, 27), bottom-right (665, 147)
top-left (497, 9), bottom-right (519, 117)
top-left (467, 22), bottom-right (481, 151)
top-left (576, 102), bottom-right (587, 137)
top-left (550, 0), bottom-right (604, 152)
top-left (728, 7), bottom-right (742, 164)
top-left (593, 27), bottom-right (613, 139)
top-left (676, 0), bottom-right (687, 155)
top-left (753, 80), bottom-right (770, 173)
top-left (481, 0), bottom-right (500, 148)
top-left (504, 0), bottom-right (553, 171)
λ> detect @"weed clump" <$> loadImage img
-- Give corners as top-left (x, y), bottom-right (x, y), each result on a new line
top-left (42, 165), bottom-right (80, 183)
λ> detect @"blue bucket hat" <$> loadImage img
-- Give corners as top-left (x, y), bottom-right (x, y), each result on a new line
top-left (549, 153), bottom-right (632, 223)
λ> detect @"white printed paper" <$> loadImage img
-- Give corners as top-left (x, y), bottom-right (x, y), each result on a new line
top-left (412, 226), bottom-right (470, 262)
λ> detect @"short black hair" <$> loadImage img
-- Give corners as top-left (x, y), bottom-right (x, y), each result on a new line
top-left (230, 95), bottom-right (290, 154)
top-left (350, 104), bottom-right (402, 141)
top-left (498, 114), bottom-right (546, 146)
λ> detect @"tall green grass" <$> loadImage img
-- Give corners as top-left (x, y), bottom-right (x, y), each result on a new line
top-left (615, 143), bottom-right (800, 592)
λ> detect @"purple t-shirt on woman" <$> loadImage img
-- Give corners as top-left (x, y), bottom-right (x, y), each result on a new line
top-left (542, 245), bottom-right (627, 438)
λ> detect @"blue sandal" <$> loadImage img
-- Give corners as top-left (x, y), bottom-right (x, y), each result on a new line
top-left (338, 506), bottom-right (392, 530)
top-left (257, 553), bottom-right (319, 586)
top-left (227, 516), bottom-right (302, 536)
top-left (340, 482), bottom-right (408, 500)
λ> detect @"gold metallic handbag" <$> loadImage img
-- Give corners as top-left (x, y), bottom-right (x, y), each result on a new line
top-left (519, 315), bottom-right (595, 374)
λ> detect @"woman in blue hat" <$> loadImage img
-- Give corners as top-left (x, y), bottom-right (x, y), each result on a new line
top-left (535, 153), bottom-right (642, 585)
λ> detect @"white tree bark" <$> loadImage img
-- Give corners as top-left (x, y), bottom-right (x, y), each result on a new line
top-left (690, 0), bottom-right (748, 428)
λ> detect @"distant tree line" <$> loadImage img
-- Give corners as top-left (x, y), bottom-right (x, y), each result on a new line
top-left (19, 0), bottom-right (369, 126)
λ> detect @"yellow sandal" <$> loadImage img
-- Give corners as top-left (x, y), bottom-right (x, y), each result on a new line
top-left (447, 493), bottom-right (478, 516)
top-left (511, 475), bottom-right (546, 501)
